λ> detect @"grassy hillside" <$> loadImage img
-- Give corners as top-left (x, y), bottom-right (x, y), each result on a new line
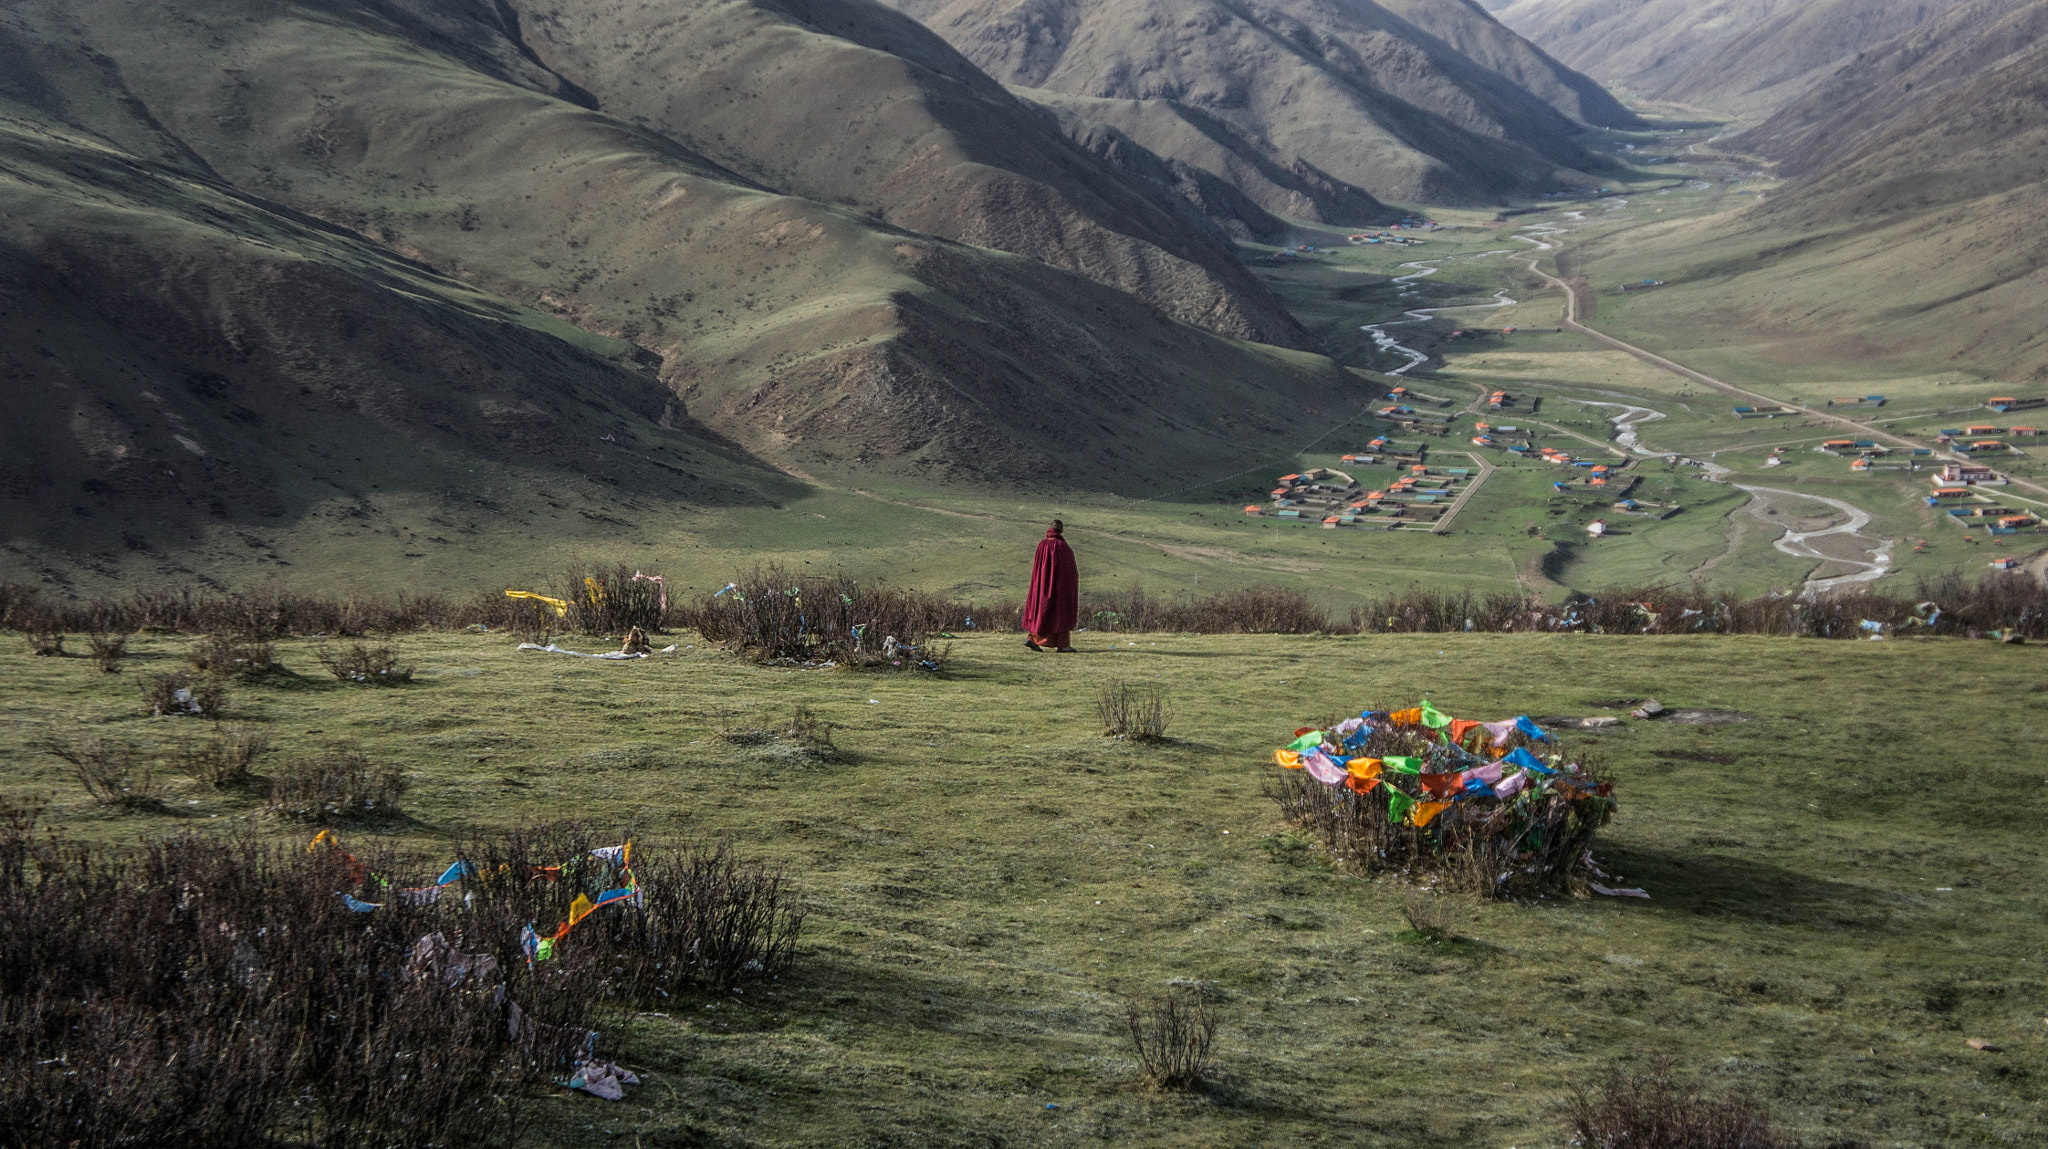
top-left (1496, 0), bottom-right (1948, 122)
top-left (0, 0), bottom-right (1409, 590)
top-left (875, 0), bottom-right (1639, 205)
top-left (1014, 88), bottom-right (1394, 227)
top-left (6, 629), bottom-right (2044, 1146)
top-left (1657, 0), bottom-right (1954, 122)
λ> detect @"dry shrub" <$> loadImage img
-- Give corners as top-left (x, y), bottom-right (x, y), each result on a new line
top-left (4, 565), bottom-right (2041, 644)
top-left (1267, 723), bottom-right (1611, 899)
top-left (457, 823), bottom-right (806, 996)
top-left (612, 839), bottom-right (806, 993)
top-left (782, 703), bottom-right (838, 759)
top-left (511, 598), bottom-right (561, 646)
top-left (141, 671), bottom-right (230, 718)
top-left (562, 563), bottom-right (667, 637)
top-left (86, 630), bottom-right (128, 673)
top-left (686, 566), bottom-right (966, 668)
top-left (1125, 988), bottom-right (1218, 1091)
top-left (266, 751), bottom-right (408, 823)
top-left (314, 641), bottom-right (414, 685)
top-left (0, 808), bottom-right (605, 1148)
top-left (1400, 892), bottom-right (1458, 941)
top-left (181, 726), bottom-right (272, 789)
top-left (1079, 586), bottom-right (1330, 634)
top-left (35, 732), bottom-right (160, 809)
top-left (1098, 679), bottom-right (1172, 741)
top-left (187, 632), bottom-right (280, 678)
top-left (1563, 1059), bottom-right (1793, 1149)
top-left (23, 629), bottom-right (63, 656)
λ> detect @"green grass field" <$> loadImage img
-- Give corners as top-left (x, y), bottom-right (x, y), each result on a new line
top-left (8, 629), bottom-right (2045, 1146)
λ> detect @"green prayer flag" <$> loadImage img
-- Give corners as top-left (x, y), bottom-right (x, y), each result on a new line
top-left (1285, 731), bottom-right (1324, 752)
top-left (534, 937), bottom-right (555, 962)
top-left (1386, 788), bottom-right (1415, 822)
top-left (1381, 756), bottom-right (1421, 774)
top-left (1419, 701), bottom-right (1452, 730)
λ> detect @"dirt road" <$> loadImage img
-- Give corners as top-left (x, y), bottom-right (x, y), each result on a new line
top-left (1510, 226), bottom-right (2048, 501)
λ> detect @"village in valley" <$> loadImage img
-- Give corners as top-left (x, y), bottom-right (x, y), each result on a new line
top-left (1232, 187), bottom-right (2048, 590)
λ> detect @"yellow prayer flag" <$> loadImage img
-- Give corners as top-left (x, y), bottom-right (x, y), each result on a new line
top-left (566, 893), bottom-right (596, 928)
top-left (504, 589), bottom-right (570, 617)
top-left (1274, 749), bottom-right (1303, 768)
top-left (1346, 758), bottom-right (1383, 780)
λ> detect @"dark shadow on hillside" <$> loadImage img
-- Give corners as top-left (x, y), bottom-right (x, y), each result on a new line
top-left (1596, 842), bottom-right (1898, 930)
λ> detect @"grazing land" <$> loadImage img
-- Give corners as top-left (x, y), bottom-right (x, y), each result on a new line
top-left (6, 629), bottom-right (2045, 1146)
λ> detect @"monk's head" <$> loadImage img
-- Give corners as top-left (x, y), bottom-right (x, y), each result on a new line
top-left (1050, 519), bottom-right (1064, 537)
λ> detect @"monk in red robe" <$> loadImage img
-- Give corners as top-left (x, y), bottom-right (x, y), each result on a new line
top-left (1021, 520), bottom-right (1078, 652)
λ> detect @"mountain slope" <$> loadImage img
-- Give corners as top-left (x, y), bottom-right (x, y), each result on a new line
top-left (875, 0), bottom-right (1641, 205)
top-left (0, 113), bottom-right (802, 588)
top-left (1739, 0), bottom-right (2047, 200)
top-left (1016, 88), bottom-right (1392, 227)
top-left (1494, 0), bottom-right (1951, 119)
top-left (1657, 0), bottom-right (1954, 120)
top-left (1606, 0), bottom-right (2048, 386)
top-left (1493, 0), bottom-right (1797, 96)
top-left (0, 0), bottom-right (1378, 583)
top-left (508, 0), bottom-right (1305, 346)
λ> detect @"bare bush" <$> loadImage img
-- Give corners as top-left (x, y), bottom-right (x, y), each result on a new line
top-left (1266, 721), bottom-right (1612, 899)
top-left (266, 752), bottom-right (408, 823)
top-left (457, 824), bottom-right (807, 996)
top-left (86, 631), bottom-right (128, 673)
top-left (187, 632), bottom-right (279, 678)
top-left (35, 732), bottom-right (160, 808)
top-left (563, 564), bottom-right (668, 637)
top-left (0, 809), bottom-right (604, 1148)
top-left (2, 567), bottom-right (2041, 641)
top-left (1125, 988), bottom-right (1218, 1091)
top-left (181, 726), bottom-right (272, 788)
top-left (142, 671), bottom-right (230, 718)
top-left (618, 839), bottom-right (806, 993)
top-left (314, 642), bottom-right (414, 685)
top-left (1079, 586), bottom-right (1330, 634)
top-left (686, 566), bottom-right (966, 668)
top-left (1400, 893), bottom-right (1457, 941)
top-left (23, 629), bottom-right (63, 656)
top-left (783, 703), bottom-right (838, 759)
top-left (1562, 1059), bottom-right (1794, 1149)
top-left (1098, 679), bottom-right (1172, 741)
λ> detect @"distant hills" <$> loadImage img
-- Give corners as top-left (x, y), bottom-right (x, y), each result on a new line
top-left (876, 0), bottom-right (1642, 205)
top-left (1496, 0), bottom-right (1954, 120)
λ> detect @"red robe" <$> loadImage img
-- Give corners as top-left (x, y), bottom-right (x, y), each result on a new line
top-left (1021, 529), bottom-right (1078, 637)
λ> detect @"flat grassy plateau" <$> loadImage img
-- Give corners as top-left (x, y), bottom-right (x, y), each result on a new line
top-left (7, 630), bottom-right (2044, 1146)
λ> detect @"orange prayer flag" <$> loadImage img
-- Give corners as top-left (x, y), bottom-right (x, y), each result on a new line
top-left (1411, 801), bottom-right (1453, 827)
top-left (1346, 758), bottom-right (1383, 780)
top-left (1274, 749), bottom-right (1303, 769)
top-left (1345, 774), bottom-right (1381, 795)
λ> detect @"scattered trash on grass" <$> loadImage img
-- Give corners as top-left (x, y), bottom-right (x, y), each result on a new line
top-left (518, 642), bottom-right (647, 661)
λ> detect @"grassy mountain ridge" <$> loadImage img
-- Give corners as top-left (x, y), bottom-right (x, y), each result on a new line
top-left (1496, 0), bottom-right (1950, 120)
top-left (509, 0), bottom-right (1307, 347)
top-left (0, 0), bottom-right (1385, 587)
top-left (1016, 87), bottom-right (1394, 228)
top-left (1657, 0), bottom-right (1955, 121)
top-left (875, 0), bottom-right (1641, 204)
top-left (0, 111), bottom-right (801, 589)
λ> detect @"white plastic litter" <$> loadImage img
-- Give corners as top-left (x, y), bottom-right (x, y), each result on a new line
top-left (1590, 882), bottom-right (1650, 899)
top-left (517, 643), bottom-right (647, 660)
